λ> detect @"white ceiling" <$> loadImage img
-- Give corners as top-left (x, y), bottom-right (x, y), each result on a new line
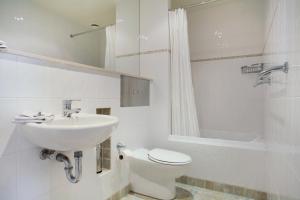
top-left (32, 0), bottom-right (116, 27)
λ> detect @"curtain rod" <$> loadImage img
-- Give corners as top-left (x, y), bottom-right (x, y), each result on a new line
top-left (70, 24), bottom-right (115, 38)
top-left (169, 0), bottom-right (220, 11)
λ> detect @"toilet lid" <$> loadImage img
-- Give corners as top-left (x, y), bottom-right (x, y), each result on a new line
top-left (148, 148), bottom-right (192, 165)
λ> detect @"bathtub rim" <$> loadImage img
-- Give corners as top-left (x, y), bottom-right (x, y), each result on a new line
top-left (168, 135), bottom-right (267, 151)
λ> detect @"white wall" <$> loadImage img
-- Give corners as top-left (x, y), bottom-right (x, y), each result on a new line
top-left (192, 57), bottom-right (265, 141)
top-left (263, 0), bottom-right (300, 199)
top-left (0, 0), bottom-right (106, 67)
top-left (0, 53), bottom-right (151, 200)
top-left (187, 0), bottom-right (266, 141)
top-left (139, 0), bottom-right (171, 149)
top-left (115, 0), bottom-right (140, 75)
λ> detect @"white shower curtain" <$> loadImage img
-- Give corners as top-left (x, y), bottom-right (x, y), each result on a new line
top-left (105, 25), bottom-right (116, 70)
top-left (169, 9), bottom-right (200, 137)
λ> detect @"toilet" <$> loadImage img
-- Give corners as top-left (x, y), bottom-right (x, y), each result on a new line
top-left (123, 148), bottom-right (192, 200)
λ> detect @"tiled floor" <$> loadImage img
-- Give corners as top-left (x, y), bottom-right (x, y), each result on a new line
top-left (121, 183), bottom-right (254, 200)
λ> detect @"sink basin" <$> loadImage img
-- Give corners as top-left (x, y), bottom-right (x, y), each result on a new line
top-left (19, 113), bottom-right (119, 151)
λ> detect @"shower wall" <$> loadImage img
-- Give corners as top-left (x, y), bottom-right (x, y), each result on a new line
top-left (263, 0), bottom-right (300, 199)
top-left (192, 56), bottom-right (265, 141)
top-left (188, 0), bottom-right (267, 140)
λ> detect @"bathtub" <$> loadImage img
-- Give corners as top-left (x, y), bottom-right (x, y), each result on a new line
top-left (169, 130), bottom-right (266, 151)
top-left (166, 134), bottom-right (267, 192)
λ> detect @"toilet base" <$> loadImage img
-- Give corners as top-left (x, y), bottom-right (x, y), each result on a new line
top-left (130, 173), bottom-right (176, 200)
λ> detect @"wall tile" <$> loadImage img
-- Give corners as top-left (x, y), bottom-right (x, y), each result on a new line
top-left (264, 0), bottom-right (300, 199)
top-left (17, 148), bottom-right (51, 200)
top-left (0, 58), bottom-right (149, 200)
top-left (0, 154), bottom-right (17, 200)
top-left (140, 0), bottom-right (169, 52)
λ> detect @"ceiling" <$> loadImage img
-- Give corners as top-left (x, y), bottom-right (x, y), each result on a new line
top-left (32, 0), bottom-right (116, 27)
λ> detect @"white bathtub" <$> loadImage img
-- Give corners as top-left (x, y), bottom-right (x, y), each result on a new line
top-left (200, 129), bottom-right (263, 142)
top-left (169, 133), bottom-right (266, 151)
top-left (166, 135), bottom-right (267, 192)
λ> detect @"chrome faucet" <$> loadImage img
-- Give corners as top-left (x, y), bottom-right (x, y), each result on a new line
top-left (63, 100), bottom-right (81, 118)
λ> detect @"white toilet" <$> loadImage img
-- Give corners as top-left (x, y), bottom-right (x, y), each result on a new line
top-left (123, 148), bottom-right (192, 200)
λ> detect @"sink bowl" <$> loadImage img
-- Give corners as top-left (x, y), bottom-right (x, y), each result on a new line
top-left (19, 113), bottom-right (119, 151)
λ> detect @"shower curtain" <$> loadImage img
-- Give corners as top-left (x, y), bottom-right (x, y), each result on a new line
top-left (169, 9), bottom-right (200, 137)
top-left (105, 25), bottom-right (116, 70)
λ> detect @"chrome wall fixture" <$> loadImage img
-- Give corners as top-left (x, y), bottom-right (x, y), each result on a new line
top-left (254, 62), bottom-right (289, 87)
top-left (241, 62), bottom-right (289, 87)
top-left (62, 99), bottom-right (81, 117)
top-left (0, 40), bottom-right (7, 49)
top-left (40, 149), bottom-right (83, 183)
top-left (241, 63), bottom-right (264, 74)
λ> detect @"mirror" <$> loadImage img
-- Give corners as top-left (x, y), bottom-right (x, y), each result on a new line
top-left (0, 0), bottom-right (141, 76)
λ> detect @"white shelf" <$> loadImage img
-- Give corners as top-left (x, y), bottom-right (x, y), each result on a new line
top-left (0, 48), bottom-right (153, 81)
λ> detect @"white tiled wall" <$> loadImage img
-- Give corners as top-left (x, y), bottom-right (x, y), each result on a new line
top-left (116, 0), bottom-right (140, 56)
top-left (0, 53), bottom-right (151, 200)
top-left (138, 0), bottom-right (170, 148)
top-left (192, 57), bottom-right (265, 141)
top-left (140, 0), bottom-right (169, 52)
top-left (115, 0), bottom-right (140, 75)
top-left (263, 0), bottom-right (300, 199)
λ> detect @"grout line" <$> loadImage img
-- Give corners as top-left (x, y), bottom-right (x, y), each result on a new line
top-left (190, 53), bottom-right (264, 63)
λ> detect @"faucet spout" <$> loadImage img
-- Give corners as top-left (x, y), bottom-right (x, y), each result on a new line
top-left (62, 99), bottom-right (81, 118)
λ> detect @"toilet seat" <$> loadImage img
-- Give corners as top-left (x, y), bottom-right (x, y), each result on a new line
top-left (148, 148), bottom-right (192, 165)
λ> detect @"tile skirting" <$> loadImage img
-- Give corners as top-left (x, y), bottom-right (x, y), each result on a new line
top-left (267, 193), bottom-right (299, 200)
top-left (176, 176), bottom-right (267, 200)
top-left (106, 184), bottom-right (131, 200)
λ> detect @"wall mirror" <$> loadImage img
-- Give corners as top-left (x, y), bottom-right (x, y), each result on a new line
top-left (0, 0), bottom-right (141, 76)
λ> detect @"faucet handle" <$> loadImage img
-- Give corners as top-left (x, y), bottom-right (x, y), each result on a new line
top-left (63, 99), bottom-right (81, 107)
top-left (63, 99), bottom-right (81, 103)
top-left (62, 99), bottom-right (81, 115)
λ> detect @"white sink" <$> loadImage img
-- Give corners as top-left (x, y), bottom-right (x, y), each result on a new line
top-left (20, 114), bottom-right (119, 151)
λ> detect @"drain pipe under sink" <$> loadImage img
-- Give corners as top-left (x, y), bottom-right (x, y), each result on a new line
top-left (40, 149), bottom-right (83, 183)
